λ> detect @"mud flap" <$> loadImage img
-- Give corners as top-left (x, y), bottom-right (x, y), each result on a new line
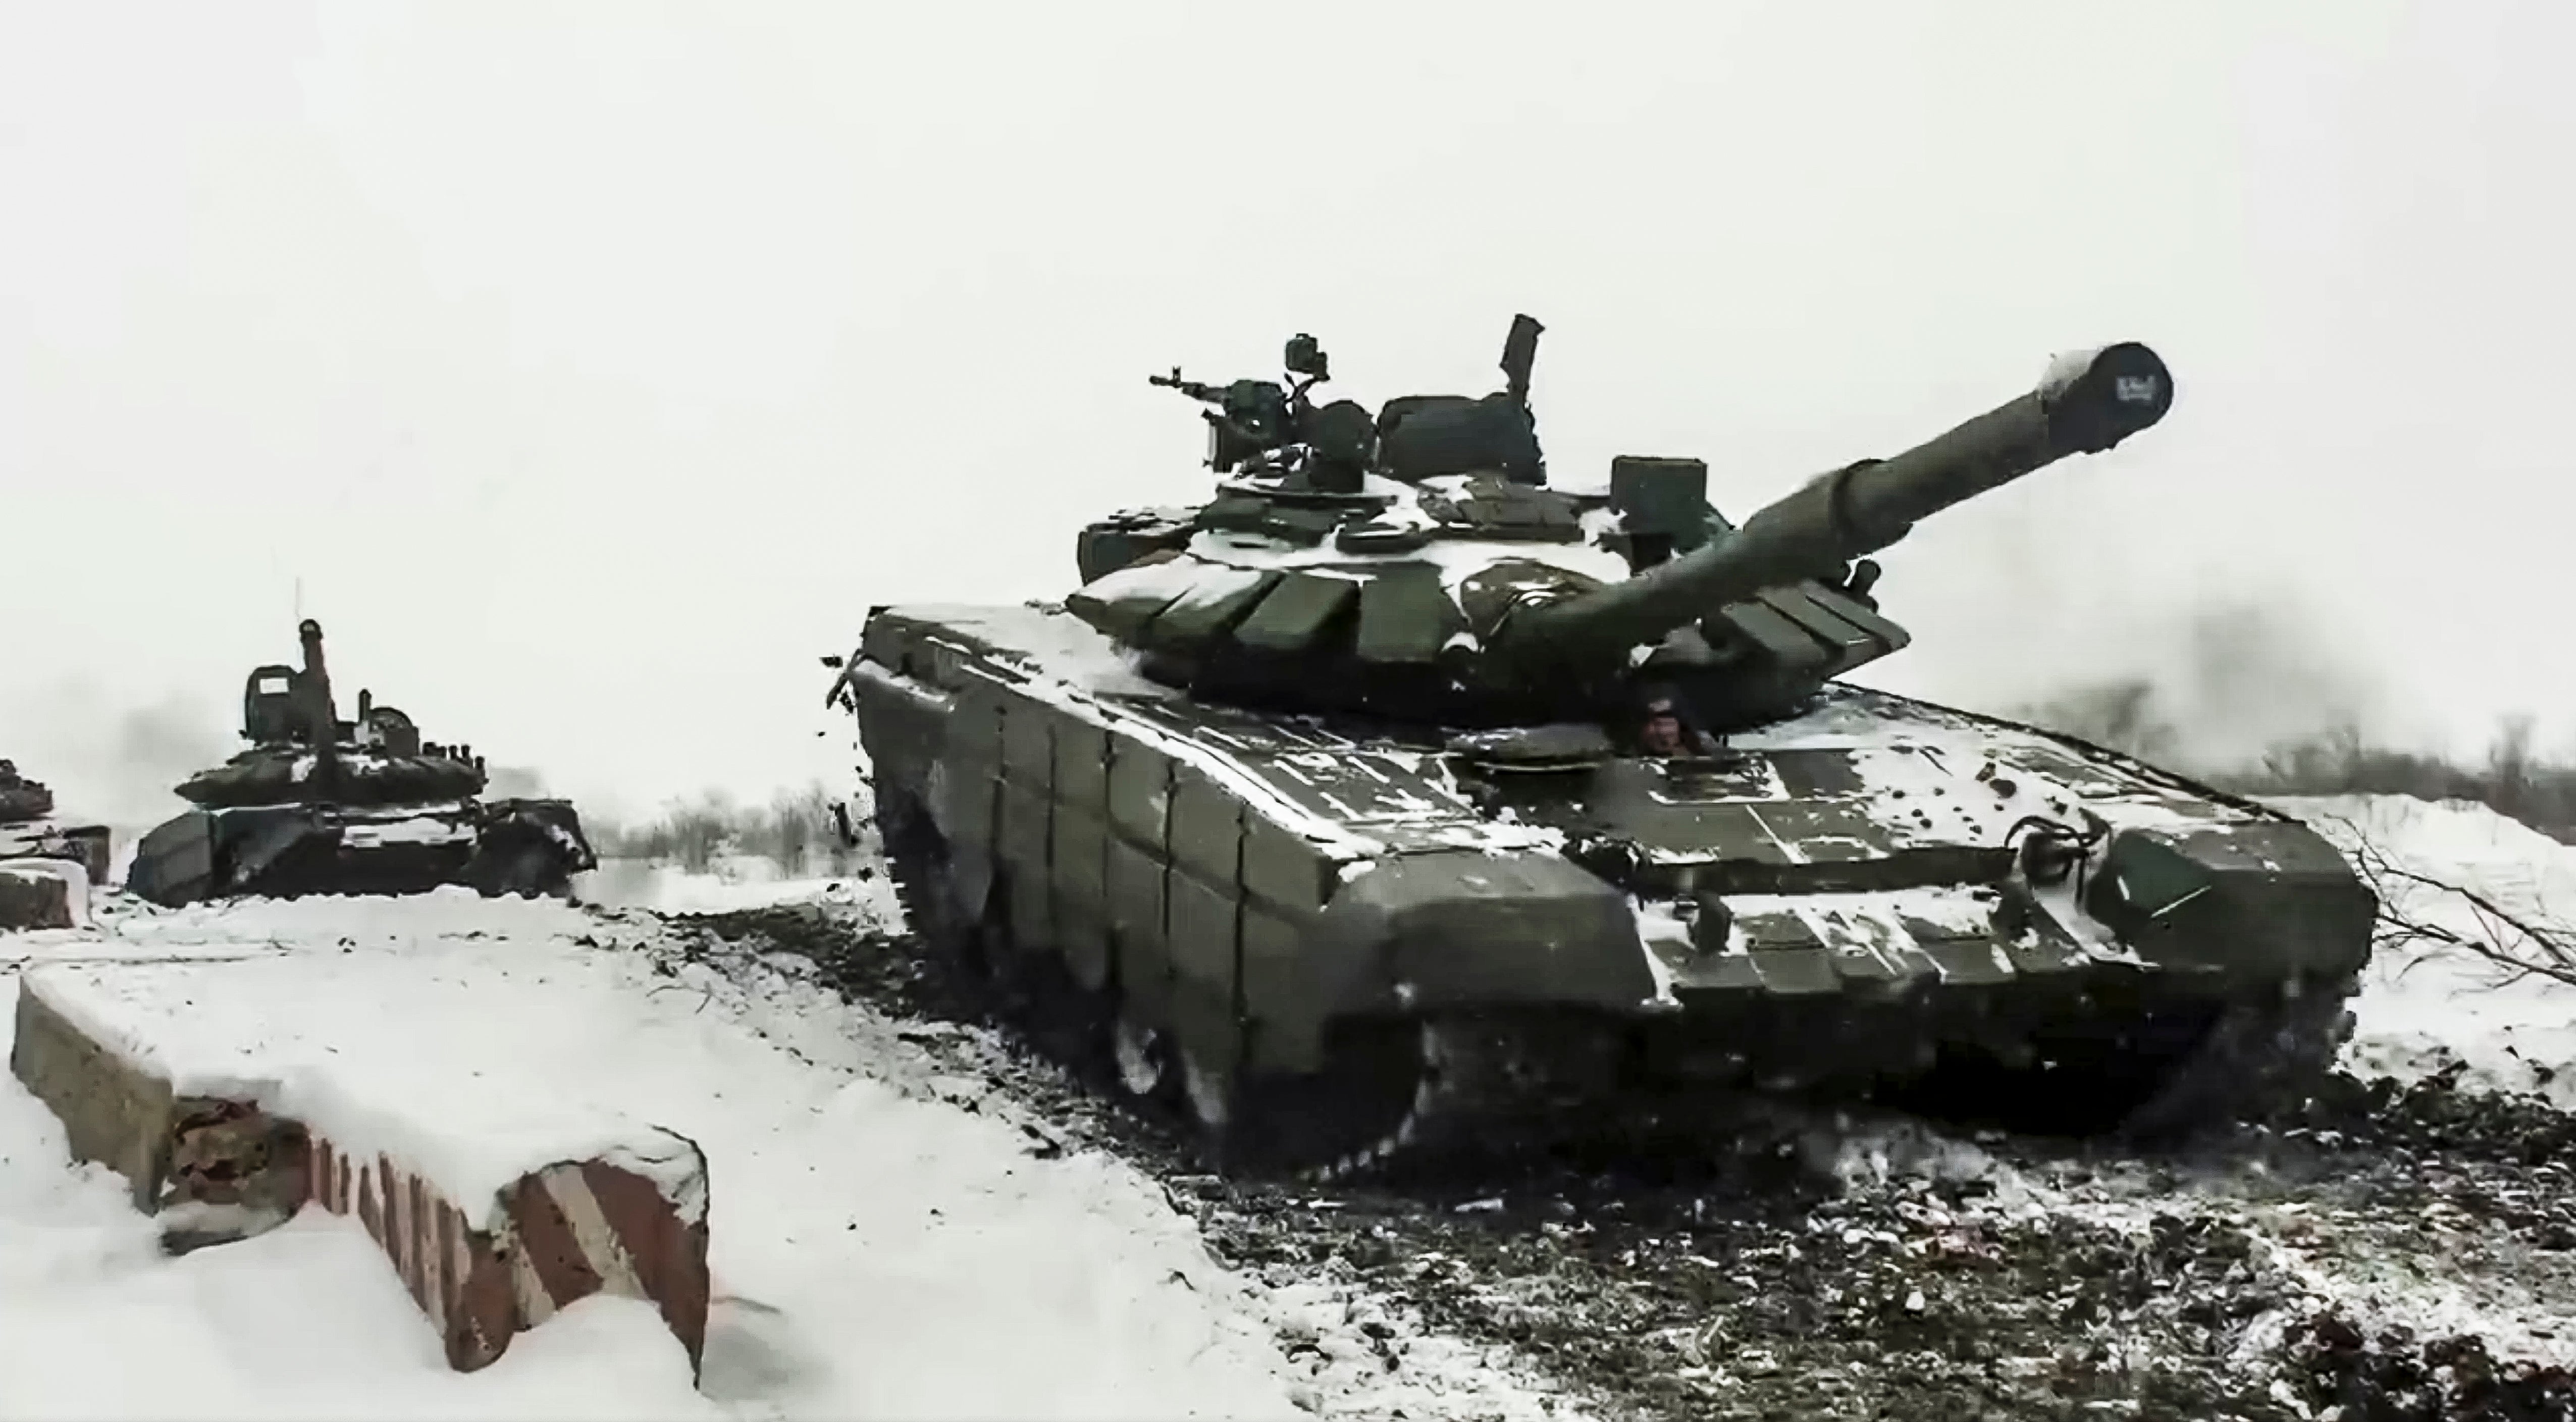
top-left (126, 811), bottom-right (220, 908)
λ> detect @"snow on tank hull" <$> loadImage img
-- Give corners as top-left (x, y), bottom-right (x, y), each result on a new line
top-left (123, 797), bottom-right (597, 908)
top-left (0, 815), bottom-right (112, 888)
top-left (119, 616), bottom-right (602, 910)
top-left (837, 601), bottom-right (2378, 1179)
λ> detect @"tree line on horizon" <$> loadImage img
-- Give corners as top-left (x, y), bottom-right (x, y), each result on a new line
top-left (591, 687), bottom-right (2576, 880)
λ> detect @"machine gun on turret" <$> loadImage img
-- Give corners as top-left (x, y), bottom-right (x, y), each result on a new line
top-left (1148, 366), bottom-right (1299, 475)
top-left (1150, 332), bottom-right (1379, 493)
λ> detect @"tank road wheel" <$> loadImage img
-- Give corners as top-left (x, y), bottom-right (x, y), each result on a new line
top-left (459, 820), bottom-right (564, 900)
top-left (1112, 1016), bottom-right (1178, 1101)
top-left (873, 776), bottom-right (1112, 1061)
top-left (978, 888), bottom-right (1118, 1067)
top-left (1181, 1020), bottom-right (1448, 1184)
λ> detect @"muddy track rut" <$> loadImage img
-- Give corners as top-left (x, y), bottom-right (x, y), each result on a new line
top-left (664, 902), bottom-right (2576, 1422)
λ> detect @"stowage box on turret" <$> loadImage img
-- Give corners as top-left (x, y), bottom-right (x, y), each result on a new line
top-left (124, 620), bottom-right (598, 907)
top-left (827, 318), bottom-right (2377, 1181)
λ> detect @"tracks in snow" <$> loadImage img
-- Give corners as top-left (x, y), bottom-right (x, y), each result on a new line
top-left (657, 900), bottom-right (2576, 1422)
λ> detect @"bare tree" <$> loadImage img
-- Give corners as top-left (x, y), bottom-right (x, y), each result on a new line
top-left (2330, 816), bottom-right (2576, 990)
top-left (588, 779), bottom-right (865, 879)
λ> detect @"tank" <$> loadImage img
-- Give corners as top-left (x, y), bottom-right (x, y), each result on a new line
top-left (123, 619), bottom-right (598, 907)
top-left (827, 318), bottom-right (2378, 1181)
top-left (0, 759), bottom-right (113, 886)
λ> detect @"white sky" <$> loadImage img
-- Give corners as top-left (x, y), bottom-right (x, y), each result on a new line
top-left (5, 1), bottom-right (2572, 827)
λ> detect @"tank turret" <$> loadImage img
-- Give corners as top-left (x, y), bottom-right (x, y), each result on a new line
top-left (127, 619), bottom-right (598, 906)
top-left (179, 618), bottom-right (488, 811)
top-left (1069, 323), bottom-right (2171, 735)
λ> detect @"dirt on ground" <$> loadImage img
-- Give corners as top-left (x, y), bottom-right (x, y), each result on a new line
top-left (665, 902), bottom-right (2576, 1422)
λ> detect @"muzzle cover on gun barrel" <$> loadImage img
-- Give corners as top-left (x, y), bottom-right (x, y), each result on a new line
top-left (1497, 342), bottom-right (2173, 664)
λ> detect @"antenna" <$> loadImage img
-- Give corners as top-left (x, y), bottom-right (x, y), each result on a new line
top-left (293, 575), bottom-right (304, 622)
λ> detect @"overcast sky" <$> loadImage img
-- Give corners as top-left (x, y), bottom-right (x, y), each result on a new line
top-left (6, 0), bottom-right (2571, 828)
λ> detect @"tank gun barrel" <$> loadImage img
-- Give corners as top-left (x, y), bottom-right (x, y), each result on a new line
top-left (1149, 368), bottom-right (1225, 404)
top-left (1495, 342), bottom-right (2173, 666)
top-left (296, 618), bottom-right (343, 792)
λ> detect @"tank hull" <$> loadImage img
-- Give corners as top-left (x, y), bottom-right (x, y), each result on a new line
top-left (835, 601), bottom-right (2376, 1178)
top-left (123, 798), bottom-right (597, 908)
top-left (0, 815), bottom-right (113, 887)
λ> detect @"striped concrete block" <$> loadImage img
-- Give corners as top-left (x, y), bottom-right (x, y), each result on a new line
top-left (305, 1135), bottom-right (712, 1376)
top-left (9, 980), bottom-right (177, 1212)
top-left (9, 973), bottom-right (713, 1380)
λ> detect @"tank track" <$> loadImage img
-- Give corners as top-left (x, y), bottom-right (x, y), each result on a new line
top-left (869, 778), bottom-right (1495, 1180)
top-left (1185, 1012), bottom-right (1846, 1186)
top-left (1214, 966), bottom-right (2368, 1184)
top-left (1285, 969), bottom-right (2365, 1183)
top-left (1283, 1016), bottom-right (1891, 1185)
top-left (2114, 968), bottom-right (2362, 1143)
top-left (871, 778), bottom-right (2364, 1183)
top-left (1232, 1017), bottom-right (1610, 1185)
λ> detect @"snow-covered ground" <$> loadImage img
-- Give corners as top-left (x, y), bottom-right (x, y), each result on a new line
top-left (2271, 793), bottom-right (2576, 1110)
top-left (0, 881), bottom-right (1575, 1422)
top-left (570, 854), bottom-right (889, 917)
top-left (5, 792), bottom-right (2574, 1420)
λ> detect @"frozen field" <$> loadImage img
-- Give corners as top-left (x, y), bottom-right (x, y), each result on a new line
top-left (4, 792), bottom-right (2573, 1420)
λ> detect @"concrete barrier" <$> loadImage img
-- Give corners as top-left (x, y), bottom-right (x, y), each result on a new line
top-left (0, 859), bottom-right (81, 931)
top-left (8, 969), bottom-right (713, 1379)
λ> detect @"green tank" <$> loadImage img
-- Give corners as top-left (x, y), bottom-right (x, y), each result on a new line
top-left (0, 759), bottom-right (112, 887)
top-left (125, 619), bottom-right (598, 907)
top-left (828, 318), bottom-right (2377, 1180)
